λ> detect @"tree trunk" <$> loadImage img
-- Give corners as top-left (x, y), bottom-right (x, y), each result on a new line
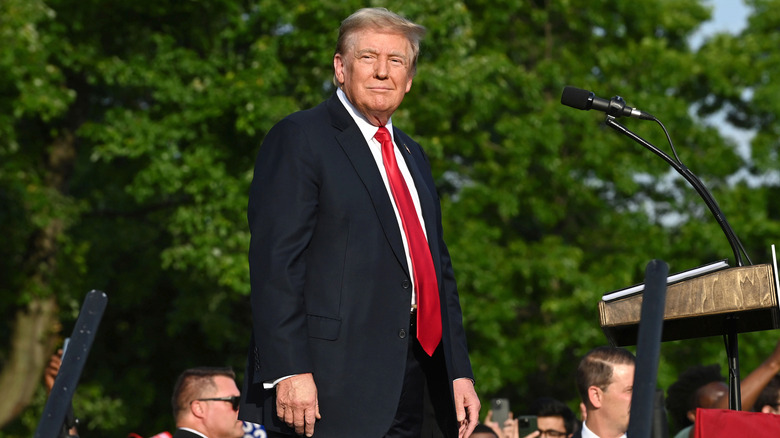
top-left (0, 296), bottom-right (59, 428)
top-left (0, 129), bottom-right (75, 427)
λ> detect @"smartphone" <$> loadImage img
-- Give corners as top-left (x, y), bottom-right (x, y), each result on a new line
top-left (490, 398), bottom-right (510, 426)
top-left (517, 415), bottom-right (538, 437)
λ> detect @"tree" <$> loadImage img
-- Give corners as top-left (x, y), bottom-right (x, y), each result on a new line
top-left (2, 0), bottom-right (780, 435)
top-left (0, 0), bottom-right (80, 427)
top-left (404, 0), bottom-right (767, 409)
top-left (0, 0), bottom-right (285, 433)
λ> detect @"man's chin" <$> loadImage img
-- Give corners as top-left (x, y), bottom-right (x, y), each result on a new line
top-left (366, 104), bottom-right (401, 121)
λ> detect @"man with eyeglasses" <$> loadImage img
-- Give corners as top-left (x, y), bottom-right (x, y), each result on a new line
top-left (171, 367), bottom-right (245, 438)
top-left (480, 397), bottom-right (576, 438)
top-left (522, 397), bottom-right (576, 438)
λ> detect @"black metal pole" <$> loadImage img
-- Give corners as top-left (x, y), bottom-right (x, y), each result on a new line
top-left (726, 316), bottom-right (742, 410)
top-left (627, 259), bottom-right (668, 438)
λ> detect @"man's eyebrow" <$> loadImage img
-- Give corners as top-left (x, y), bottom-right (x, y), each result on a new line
top-left (355, 47), bottom-right (408, 60)
top-left (388, 51), bottom-right (408, 60)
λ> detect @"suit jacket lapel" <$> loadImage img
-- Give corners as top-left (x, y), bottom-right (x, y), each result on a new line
top-left (326, 95), bottom-right (410, 277)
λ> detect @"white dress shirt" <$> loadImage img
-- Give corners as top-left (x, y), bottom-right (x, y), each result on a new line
top-left (336, 87), bottom-right (429, 306)
top-left (263, 90), bottom-right (430, 389)
top-left (580, 421), bottom-right (627, 438)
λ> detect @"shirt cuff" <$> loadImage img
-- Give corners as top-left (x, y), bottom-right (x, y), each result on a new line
top-left (263, 374), bottom-right (296, 389)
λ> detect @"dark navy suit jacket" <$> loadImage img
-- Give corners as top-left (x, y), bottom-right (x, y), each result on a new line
top-left (238, 93), bottom-right (473, 437)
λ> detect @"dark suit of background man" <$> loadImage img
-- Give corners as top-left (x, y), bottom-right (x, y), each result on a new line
top-left (238, 7), bottom-right (480, 438)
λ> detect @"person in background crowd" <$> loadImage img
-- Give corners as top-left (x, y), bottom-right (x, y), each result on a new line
top-left (480, 397), bottom-right (576, 438)
top-left (171, 367), bottom-right (244, 438)
top-left (470, 423), bottom-right (500, 438)
top-left (481, 408), bottom-right (518, 438)
top-left (667, 340), bottom-right (780, 438)
top-left (574, 346), bottom-right (635, 438)
top-left (523, 397), bottom-right (577, 438)
top-left (753, 374), bottom-right (780, 414)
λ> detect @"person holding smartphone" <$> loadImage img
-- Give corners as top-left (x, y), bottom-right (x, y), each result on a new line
top-left (522, 397), bottom-right (576, 438)
top-left (481, 397), bottom-right (575, 438)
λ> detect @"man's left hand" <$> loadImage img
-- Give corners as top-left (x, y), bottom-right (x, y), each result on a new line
top-left (453, 378), bottom-right (480, 438)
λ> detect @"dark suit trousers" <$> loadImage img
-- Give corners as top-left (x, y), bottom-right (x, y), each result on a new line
top-left (384, 314), bottom-right (453, 438)
top-left (266, 316), bottom-right (453, 438)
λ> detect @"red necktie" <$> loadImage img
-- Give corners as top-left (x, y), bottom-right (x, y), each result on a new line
top-left (375, 126), bottom-right (442, 356)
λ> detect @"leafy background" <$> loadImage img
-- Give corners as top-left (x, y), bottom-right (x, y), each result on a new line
top-left (2, 0), bottom-right (780, 435)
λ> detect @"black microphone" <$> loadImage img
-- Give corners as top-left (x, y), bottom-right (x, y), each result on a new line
top-left (561, 86), bottom-right (654, 120)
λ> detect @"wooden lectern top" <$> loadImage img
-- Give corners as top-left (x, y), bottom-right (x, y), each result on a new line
top-left (599, 264), bottom-right (780, 346)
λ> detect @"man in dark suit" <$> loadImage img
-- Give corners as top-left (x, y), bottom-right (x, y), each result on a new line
top-left (238, 7), bottom-right (479, 438)
top-left (171, 367), bottom-right (244, 438)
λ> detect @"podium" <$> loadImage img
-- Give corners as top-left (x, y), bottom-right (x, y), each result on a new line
top-left (600, 264), bottom-right (780, 346)
top-left (599, 264), bottom-right (780, 346)
top-left (560, 86), bottom-right (776, 411)
top-left (600, 263), bottom-right (780, 411)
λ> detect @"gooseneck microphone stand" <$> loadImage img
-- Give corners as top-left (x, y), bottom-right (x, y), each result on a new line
top-left (604, 102), bottom-right (748, 268)
top-left (603, 101), bottom-right (750, 410)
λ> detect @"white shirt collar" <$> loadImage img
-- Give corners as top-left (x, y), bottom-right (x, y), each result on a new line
top-left (336, 88), bottom-right (395, 145)
top-left (178, 427), bottom-right (208, 438)
top-left (580, 421), bottom-right (627, 438)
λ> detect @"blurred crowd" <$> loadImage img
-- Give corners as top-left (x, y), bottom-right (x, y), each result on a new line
top-left (470, 341), bottom-right (780, 438)
top-left (41, 339), bottom-right (780, 438)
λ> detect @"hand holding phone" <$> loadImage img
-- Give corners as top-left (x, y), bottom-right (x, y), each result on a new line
top-left (517, 415), bottom-right (538, 437)
top-left (490, 398), bottom-right (510, 426)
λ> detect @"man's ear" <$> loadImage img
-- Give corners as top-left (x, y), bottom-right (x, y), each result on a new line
top-left (190, 400), bottom-right (207, 419)
top-left (333, 54), bottom-right (345, 86)
top-left (588, 386), bottom-right (602, 409)
top-left (761, 405), bottom-right (774, 414)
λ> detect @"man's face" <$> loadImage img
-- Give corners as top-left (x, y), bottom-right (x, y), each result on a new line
top-left (333, 29), bottom-right (414, 126)
top-left (537, 415), bottom-right (570, 438)
top-left (600, 363), bottom-right (634, 434)
top-left (201, 376), bottom-right (244, 438)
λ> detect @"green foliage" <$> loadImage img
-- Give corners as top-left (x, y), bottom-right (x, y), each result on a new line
top-left (3, 0), bottom-right (780, 435)
top-left (0, 383), bottom-right (126, 437)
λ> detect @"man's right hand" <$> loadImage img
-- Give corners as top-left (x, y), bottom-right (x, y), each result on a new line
top-left (275, 373), bottom-right (321, 437)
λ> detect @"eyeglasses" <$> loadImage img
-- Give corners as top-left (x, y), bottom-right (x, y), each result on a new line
top-left (537, 429), bottom-right (567, 438)
top-left (194, 395), bottom-right (241, 411)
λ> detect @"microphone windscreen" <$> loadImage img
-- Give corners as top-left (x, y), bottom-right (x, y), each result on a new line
top-left (560, 86), bottom-right (592, 110)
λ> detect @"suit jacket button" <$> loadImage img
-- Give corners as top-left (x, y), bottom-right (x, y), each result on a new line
top-left (402, 280), bottom-right (410, 289)
top-left (398, 328), bottom-right (407, 339)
